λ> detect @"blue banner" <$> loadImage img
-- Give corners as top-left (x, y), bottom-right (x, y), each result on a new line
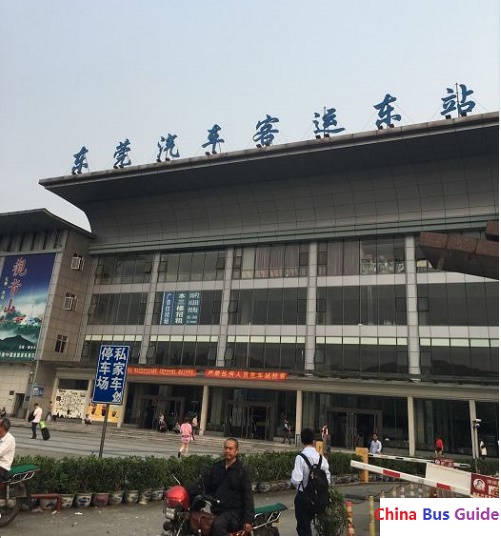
top-left (160, 291), bottom-right (201, 325)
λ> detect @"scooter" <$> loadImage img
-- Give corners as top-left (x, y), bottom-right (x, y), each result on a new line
top-left (162, 484), bottom-right (286, 536)
top-left (0, 464), bottom-right (40, 527)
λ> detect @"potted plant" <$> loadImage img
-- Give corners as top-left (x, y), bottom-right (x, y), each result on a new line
top-left (73, 457), bottom-right (97, 508)
top-left (56, 458), bottom-right (79, 508)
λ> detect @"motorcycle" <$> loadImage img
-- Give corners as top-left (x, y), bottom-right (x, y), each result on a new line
top-left (162, 484), bottom-right (287, 536)
top-left (0, 463), bottom-right (40, 527)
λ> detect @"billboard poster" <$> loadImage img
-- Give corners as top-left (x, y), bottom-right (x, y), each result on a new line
top-left (160, 291), bottom-right (201, 325)
top-left (0, 253), bottom-right (55, 361)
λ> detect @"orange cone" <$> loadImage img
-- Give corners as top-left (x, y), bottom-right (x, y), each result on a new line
top-left (346, 500), bottom-right (355, 535)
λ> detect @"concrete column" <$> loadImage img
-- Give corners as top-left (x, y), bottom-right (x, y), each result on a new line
top-left (199, 385), bottom-right (210, 437)
top-left (305, 243), bottom-right (318, 370)
top-left (405, 235), bottom-right (420, 376)
top-left (407, 396), bottom-right (415, 456)
top-left (295, 389), bottom-right (303, 444)
top-left (217, 248), bottom-right (234, 367)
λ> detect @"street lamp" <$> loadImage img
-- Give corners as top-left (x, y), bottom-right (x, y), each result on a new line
top-left (472, 418), bottom-right (481, 472)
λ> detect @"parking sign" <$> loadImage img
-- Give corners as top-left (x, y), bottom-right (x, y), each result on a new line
top-left (91, 345), bottom-right (130, 404)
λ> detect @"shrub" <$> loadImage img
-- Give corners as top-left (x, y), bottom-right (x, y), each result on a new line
top-left (314, 487), bottom-right (347, 536)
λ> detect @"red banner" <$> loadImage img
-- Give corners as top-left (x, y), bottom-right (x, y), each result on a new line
top-left (127, 366), bottom-right (197, 377)
top-left (470, 473), bottom-right (499, 498)
top-left (204, 369), bottom-right (288, 381)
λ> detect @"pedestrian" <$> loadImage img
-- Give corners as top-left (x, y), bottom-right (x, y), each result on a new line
top-left (30, 403), bottom-right (42, 439)
top-left (45, 401), bottom-right (53, 422)
top-left (291, 427), bottom-right (331, 536)
top-left (282, 418), bottom-right (292, 445)
top-left (0, 417), bottom-right (16, 481)
top-left (321, 423), bottom-right (330, 453)
top-left (84, 413), bottom-right (92, 425)
top-left (369, 433), bottom-right (382, 455)
top-left (0, 406), bottom-right (6, 418)
top-left (191, 414), bottom-right (198, 439)
top-left (158, 413), bottom-right (166, 432)
top-left (434, 436), bottom-right (444, 458)
top-left (479, 439), bottom-right (487, 460)
top-left (188, 437), bottom-right (254, 535)
top-left (178, 417), bottom-right (192, 458)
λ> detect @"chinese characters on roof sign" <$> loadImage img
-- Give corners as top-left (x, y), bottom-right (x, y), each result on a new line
top-left (156, 133), bottom-right (180, 162)
top-left (441, 83), bottom-right (476, 117)
top-left (313, 108), bottom-right (345, 136)
top-left (71, 146), bottom-right (88, 175)
top-left (374, 94), bottom-right (402, 128)
top-left (161, 291), bottom-right (201, 325)
top-left (202, 124), bottom-right (225, 154)
top-left (253, 114), bottom-right (279, 146)
top-left (113, 138), bottom-right (132, 168)
top-left (205, 369), bottom-right (288, 380)
top-left (91, 345), bottom-right (130, 404)
top-left (70, 84), bottom-right (480, 172)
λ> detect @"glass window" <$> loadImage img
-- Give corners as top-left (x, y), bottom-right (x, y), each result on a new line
top-left (253, 289), bottom-right (269, 323)
top-left (344, 287), bottom-right (360, 324)
top-left (190, 252), bottom-right (205, 281)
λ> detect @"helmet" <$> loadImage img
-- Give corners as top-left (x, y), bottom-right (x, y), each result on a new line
top-left (165, 485), bottom-right (190, 509)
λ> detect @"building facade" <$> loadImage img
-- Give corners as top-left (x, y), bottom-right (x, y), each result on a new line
top-left (2, 112), bottom-right (497, 457)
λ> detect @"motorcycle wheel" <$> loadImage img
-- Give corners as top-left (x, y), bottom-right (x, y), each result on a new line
top-left (0, 498), bottom-right (21, 528)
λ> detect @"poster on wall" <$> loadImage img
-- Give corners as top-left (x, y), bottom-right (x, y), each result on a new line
top-left (85, 403), bottom-right (121, 424)
top-left (55, 388), bottom-right (88, 419)
top-left (160, 291), bottom-right (201, 325)
top-left (0, 253), bottom-right (55, 361)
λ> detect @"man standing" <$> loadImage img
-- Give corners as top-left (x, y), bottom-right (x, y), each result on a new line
top-left (291, 427), bottom-right (331, 536)
top-left (369, 433), bottom-right (382, 455)
top-left (194, 437), bottom-right (254, 535)
top-left (30, 403), bottom-right (42, 439)
top-left (282, 418), bottom-right (292, 445)
top-left (0, 417), bottom-right (16, 481)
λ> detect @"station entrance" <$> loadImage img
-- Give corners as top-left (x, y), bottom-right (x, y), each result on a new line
top-left (224, 400), bottom-right (275, 441)
top-left (329, 408), bottom-right (382, 450)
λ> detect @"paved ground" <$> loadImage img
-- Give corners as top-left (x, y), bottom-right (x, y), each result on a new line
top-left (3, 418), bottom-right (390, 535)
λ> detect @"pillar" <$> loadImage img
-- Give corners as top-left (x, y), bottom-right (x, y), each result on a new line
top-left (199, 385), bottom-right (210, 436)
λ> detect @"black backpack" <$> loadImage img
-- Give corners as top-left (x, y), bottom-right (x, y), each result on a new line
top-left (299, 452), bottom-right (330, 514)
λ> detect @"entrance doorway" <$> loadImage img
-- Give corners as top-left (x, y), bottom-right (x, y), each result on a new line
top-left (328, 408), bottom-right (382, 449)
top-left (225, 401), bottom-right (274, 441)
top-left (140, 396), bottom-right (184, 430)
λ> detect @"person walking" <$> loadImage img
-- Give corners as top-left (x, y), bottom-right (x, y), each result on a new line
top-left (434, 436), bottom-right (444, 458)
top-left (178, 417), bottom-right (192, 458)
top-left (321, 423), bottom-right (330, 453)
top-left (45, 401), bottom-right (53, 422)
top-left (479, 439), bottom-right (488, 460)
top-left (30, 403), bottom-right (42, 439)
top-left (291, 427), bottom-right (331, 536)
top-left (369, 433), bottom-right (382, 455)
top-left (282, 418), bottom-right (292, 445)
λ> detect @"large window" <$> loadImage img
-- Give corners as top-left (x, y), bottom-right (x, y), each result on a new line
top-left (158, 250), bottom-right (225, 282)
top-left (419, 338), bottom-right (498, 379)
top-left (228, 288), bottom-right (307, 325)
top-left (94, 253), bottom-right (153, 284)
top-left (232, 243), bottom-right (309, 279)
top-left (315, 337), bottom-right (408, 376)
top-left (88, 293), bottom-right (147, 325)
top-left (81, 336), bottom-right (142, 366)
top-left (318, 237), bottom-right (405, 276)
top-left (316, 285), bottom-right (407, 325)
top-left (417, 282), bottom-right (498, 326)
top-left (224, 336), bottom-right (305, 371)
top-left (147, 336), bottom-right (217, 367)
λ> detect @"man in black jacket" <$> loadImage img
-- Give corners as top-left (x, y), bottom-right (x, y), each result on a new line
top-left (200, 437), bottom-right (254, 535)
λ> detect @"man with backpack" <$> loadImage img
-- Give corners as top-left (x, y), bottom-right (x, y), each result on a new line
top-left (291, 427), bottom-right (331, 535)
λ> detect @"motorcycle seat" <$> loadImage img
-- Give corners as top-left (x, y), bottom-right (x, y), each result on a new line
top-left (4, 464), bottom-right (40, 484)
top-left (254, 502), bottom-right (287, 516)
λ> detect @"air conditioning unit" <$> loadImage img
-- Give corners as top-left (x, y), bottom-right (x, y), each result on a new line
top-left (63, 296), bottom-right (76, 310)
top-left (71, 256), bottom-right (84, 270)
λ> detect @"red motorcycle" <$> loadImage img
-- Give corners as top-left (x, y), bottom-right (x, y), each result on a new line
top-left (162, 484), bottom-right (286, 536)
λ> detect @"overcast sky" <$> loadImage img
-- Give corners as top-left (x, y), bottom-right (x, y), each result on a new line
top-left (0, 0), bottom-right (499, 232)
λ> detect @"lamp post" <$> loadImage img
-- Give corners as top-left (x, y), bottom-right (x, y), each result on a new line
top-left (472, 418), bottom-right (481, 473)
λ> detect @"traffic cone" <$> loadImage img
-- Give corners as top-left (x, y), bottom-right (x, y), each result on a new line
top-left (345, 500), bottom-right (355, 535)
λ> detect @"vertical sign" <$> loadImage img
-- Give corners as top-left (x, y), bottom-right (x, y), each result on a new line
top-left (160, 291), bottom-right (201, 325)
top-left (91, 345), bottom-right (130, 404)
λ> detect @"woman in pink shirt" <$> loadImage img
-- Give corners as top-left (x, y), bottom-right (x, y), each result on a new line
top-left (178, 417), bottom-right (193, 458)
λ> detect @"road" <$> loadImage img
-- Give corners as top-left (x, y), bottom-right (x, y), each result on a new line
top-left (4, 418), bottom-right (382, 536)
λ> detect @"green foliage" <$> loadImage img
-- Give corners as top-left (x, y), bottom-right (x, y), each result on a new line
top-left (314, 487), bottom-right (348, 536)
top-left (326, 452), bottom-right (359, 476)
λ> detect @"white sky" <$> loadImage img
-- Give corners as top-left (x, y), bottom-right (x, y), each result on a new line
top-left (0, 0), bottom-right (499, 232)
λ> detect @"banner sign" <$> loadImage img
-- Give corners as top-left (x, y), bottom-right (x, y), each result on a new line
top-left (470, 473), bottom-right (499, 498)
top-left (204, 369), bottom-right (288, 381)
top-left (0, 253), bottom-right (55, 361)
top-left (128, 366), bottom-right (197, 377)
top-left (91, 345), bottom-right (130, 404)
top-left (160, 291), bottom-right (201, 325)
